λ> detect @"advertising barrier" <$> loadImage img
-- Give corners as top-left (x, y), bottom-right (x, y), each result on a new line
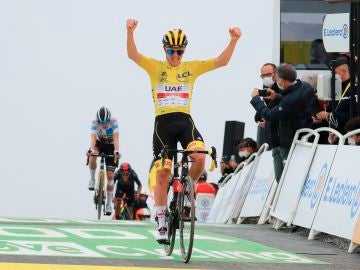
top-left (310, 145), bottom-right (360, 245)
top-left (239, 151), bottom-right (275, 223)
top-left (271, 129), bottom-right (319, 229)
top-left (206, 173), bottom-right (236, 223)
top-left (292, 145), bottom-right (338, 229)
top-left (229, 145), bottom-right (269, 223)
top-left (217, 167), bottom-right (250, 223)
top-left (222, 162), bottom-right (255, 223)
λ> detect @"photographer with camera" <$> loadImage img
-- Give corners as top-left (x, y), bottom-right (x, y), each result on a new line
top-left (250, 64), bottom-right (316, 181)
top-left (254, 63), bottom-right (282, 182)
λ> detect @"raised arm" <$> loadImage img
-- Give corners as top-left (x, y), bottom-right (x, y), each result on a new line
top-left (213, 27), bottom-right (242, 69)
top-left (126, 18), bottom-right (142, 63)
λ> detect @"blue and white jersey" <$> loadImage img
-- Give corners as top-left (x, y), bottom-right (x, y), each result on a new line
top-left (91, 118), bottom-right (119, 144)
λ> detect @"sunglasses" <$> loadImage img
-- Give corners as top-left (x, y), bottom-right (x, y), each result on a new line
top-left (98, 120), bottom-right (110, 125)
top-left (166, 48), bottom-right (185, 56)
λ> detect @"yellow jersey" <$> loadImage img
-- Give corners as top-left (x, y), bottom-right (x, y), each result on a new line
top-left (138, 56), bottom-right (215, 116)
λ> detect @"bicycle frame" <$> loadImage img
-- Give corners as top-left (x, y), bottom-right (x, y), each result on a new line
top-left (161, 145), bottom-right (217, 263)
top-left (114, 193), bottom-right (132, 220)
top-left (87, 152), bottom-right (116, 220)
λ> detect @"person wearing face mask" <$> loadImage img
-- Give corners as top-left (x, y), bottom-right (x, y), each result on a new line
top-left (254, 63), bottom-right (282, 182)
top-left (314, 57), bottom-right (354, 139)
top-left (250, 64), bottom-right (317, 182)
top-left (344, 117), bottom-right (360, 146)
top-left (237, 138), bottom-right (258, 163)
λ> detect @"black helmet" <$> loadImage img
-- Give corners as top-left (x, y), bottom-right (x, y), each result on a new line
top-left (162, 29), bottom-right (188, 48)
top-left (97, 106), bottom-right (111, 124)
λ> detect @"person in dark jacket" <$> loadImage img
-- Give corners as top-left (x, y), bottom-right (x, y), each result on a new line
top-left (250, 64), bottom-right (317, 182)
top-left (314, 56), bottom-right (352, 140)
top-left (254, 63), bottom-right (282, 182)
top-left (254, 63), bottom-right (281, 149)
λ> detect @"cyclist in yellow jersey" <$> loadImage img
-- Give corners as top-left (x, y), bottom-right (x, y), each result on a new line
top-left (126, 18), bottom-right (241, 243)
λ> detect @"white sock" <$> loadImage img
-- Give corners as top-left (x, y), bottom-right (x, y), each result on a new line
top-left (155, 206), bottom-right (167, 228)
top-left (107, 192), bottom-right (113, 205)
top-left (90, 170), bottom-right (95, 180)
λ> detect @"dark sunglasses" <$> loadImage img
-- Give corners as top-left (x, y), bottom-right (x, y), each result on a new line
top-left (166, 48), bottom-right (185, 56)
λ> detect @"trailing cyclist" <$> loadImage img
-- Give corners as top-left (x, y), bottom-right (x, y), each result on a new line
top-left (113, 161), bottom-right (142, 220)
top-left (87, 106), bottom-right (120, 216)
top-left (126, 18), bottom-right (241, 243)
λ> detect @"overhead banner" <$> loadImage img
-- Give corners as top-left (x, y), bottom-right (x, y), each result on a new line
top-left (312, 146), bottom-right (360, 240)
top-left (292, 145), bottom-right (338, 229)
top-left (240, 151), bottom-right (275, 219)
top-left (322, 13), bottom-right (349, 53)
top-left (271, 143), bottom-right (315, 225)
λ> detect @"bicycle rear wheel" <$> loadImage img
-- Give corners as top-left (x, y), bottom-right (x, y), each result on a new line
top-left (97, 172), bottom-right (105, 220)
top-left (179, 176), bottom-right (195, 263)
top-left (164, 184), bottom-right (177, 256)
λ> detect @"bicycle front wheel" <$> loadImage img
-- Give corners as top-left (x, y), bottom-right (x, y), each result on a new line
top-left (179, 176), bottom-right (195, 263)
top-left (97, 172), bottom-right (105, 220)
top-left (164, 184), bottom-right (177, 256)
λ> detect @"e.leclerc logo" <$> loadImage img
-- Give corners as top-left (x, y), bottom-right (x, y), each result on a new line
top-left (323, 23), bottom-right (349, 39)
top-left (322, 176), bottom-right (360, 219)
top-left (301, 163), bottom-right (327, 209)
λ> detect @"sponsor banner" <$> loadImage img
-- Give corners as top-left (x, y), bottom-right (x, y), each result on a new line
top-left (196, 193), bottom-right (216, 223)
top-left (292, 145), bottom-right (337, 229)
top-left (218, 165), bottom-right (252, 223)
top-left (271, 143), bottom-right (315, 224)
top-left (322, 13), bottom-right (349, 52)
top-left (312, 146), bottom-right (360, 240)
top-left (240, 151), bottom-right (275, 218)
top-left (0, 223), bottom-right (325, 264)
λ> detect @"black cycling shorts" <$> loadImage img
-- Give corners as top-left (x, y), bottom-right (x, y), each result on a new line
top-left (153, 112), bottom-right (204, 161)
top-left (95, 140), bottom-right (117, 172)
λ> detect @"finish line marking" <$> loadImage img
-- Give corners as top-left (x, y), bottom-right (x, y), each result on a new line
top-left (0, 221), bottom-right (327, 264)
top-left (0, 263), bottom-right (201, 270)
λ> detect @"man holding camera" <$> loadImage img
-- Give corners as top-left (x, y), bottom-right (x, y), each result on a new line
top-left (250, 64), bottom-right (316, 181)
top-left (254, 63), bottom-right (282, 182)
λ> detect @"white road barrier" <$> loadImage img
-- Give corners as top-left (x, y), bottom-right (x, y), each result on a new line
top-left (206, 173), bottom-right (236, 223)
top-left (292, 143), bottom-right (338, 229)
top-left (221, 162), bottom-right (254, 223)
top-left (204, 127), bottom-right (360, 253)
top-left (271, 129), bottom-right (319, 229)
top-left (310, 145), bottom-right (360, 251)
top-left (238, 150), bottom-right (275, 223)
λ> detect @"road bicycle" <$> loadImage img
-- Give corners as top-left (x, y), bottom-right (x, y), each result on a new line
top-left (87, 152), bottom-right (118, 220)
top-left (114, 193), bottom-right (133, 220)
top-left (160, 145), bottom-right (217, 263)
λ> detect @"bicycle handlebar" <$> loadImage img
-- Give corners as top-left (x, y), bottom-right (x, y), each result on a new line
top-left (160, 145), bottom-right (217, 172)
top-left (86, 152), bottom-right (118, 166)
